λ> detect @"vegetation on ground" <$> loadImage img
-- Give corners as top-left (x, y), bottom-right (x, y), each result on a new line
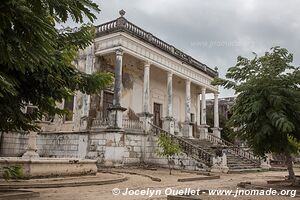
top-left (156, 134), bottom-right (181, 175)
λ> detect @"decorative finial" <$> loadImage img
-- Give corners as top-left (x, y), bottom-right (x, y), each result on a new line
top-left (119, 9), bottom-right (126, 17)
top-left (214, 66), bottom-right (218, 71)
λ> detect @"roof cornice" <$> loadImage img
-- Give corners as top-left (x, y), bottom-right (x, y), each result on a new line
top-left (95, 16), bottom-right (218, 78)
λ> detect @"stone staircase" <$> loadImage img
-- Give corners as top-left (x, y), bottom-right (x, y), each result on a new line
top-left (149, 123), bottom-right (261, 172)
top-left (184, 137), bottom-right (261, 172)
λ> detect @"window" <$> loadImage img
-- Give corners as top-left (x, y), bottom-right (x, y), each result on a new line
top-left (25, 105), bottom-right (38, 115)
top-left (64, 96), bottom-right (75, 121)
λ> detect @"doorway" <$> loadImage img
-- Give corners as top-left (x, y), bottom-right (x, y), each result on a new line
top-left (191, 113), bottom-right (197, 137)
top-left (102, 91), bottom-right (114, 120)
top-left (153, 103), bottom-right (162, 128)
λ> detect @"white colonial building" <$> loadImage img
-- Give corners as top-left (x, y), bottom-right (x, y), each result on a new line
top-left (1, 11), bottom-right (263, 172)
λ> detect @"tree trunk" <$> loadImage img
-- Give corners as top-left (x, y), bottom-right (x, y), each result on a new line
top-left (285, 152), bottom-right (296, 183)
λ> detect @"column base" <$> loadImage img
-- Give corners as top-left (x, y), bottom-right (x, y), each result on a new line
top-left (211, 165), bottom-right (229, 173)
top-left (211, 153), bottom-right (229, 173)
top-left (211, 127), bottom-right (222, 138)
top-left (22, 150), bottom-right (39, 159)
top-left (162, 117), bottom-right (175, 135)
top-left (198, 125), bottom-right (209, 140)
top-left (107, 105), bottom-right (127, 129)
top-left (138, 112), bottom-right (153, 132)
top-left (22, 132), bottom-right (39, 159)
top-left (182, 122), bottom-right (193, 138)
top-left (260, 156), bottom-right (271, 169)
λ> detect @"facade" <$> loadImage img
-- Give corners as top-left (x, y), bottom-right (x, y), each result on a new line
top-left (1, 11), bottom-right (226, 170)
top-left (41, 10), bottom-right (221, 138)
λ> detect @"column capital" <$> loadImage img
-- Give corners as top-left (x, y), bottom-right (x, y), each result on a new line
top-left (143, 60), bottom-right (151, 67)
top-left (115, 48), bottom-right (123, 56)
top-left (201, 87), bottom-right (206, 93)
top-left (185, 79), bottom-right (191, 84)
top-left (214, 92), bottom-right (219, 97)
top-left (167, 71), bottom-right (173, 77)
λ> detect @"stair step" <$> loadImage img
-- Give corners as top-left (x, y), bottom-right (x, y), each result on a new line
top-left (180, 137), bottom-right (261, 171)
top-left (229, 166), bottom-right (260, 169)
top-left (228, 168), bottom-right (264, 174)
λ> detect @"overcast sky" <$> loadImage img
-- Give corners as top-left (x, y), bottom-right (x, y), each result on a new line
top-left (65, 0), bottom-right (300, 97)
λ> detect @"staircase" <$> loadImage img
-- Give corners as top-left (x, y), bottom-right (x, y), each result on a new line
top-left (149, 123), bottom-right (262, 172)
top-left (149, 123), bottom-right (214, 167)
top-left (184, 138), bottom-right (261, 171)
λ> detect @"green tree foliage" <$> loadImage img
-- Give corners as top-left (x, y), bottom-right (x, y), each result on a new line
top-left (213, 47), bottom-right (300, 182)
top-left (0, 0), bottom-right (113, 132)
top-left (156, 134), bottom-right (181, 175)
top-left (2, 165), bottom-right (23, 181)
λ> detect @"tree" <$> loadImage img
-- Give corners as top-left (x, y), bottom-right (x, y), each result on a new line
top-left (213, 47), bottom-right (300, 183)
top-left (156, 134), bottom-right (181, 175)
top-left (0, 0), bottom-right (113, 132)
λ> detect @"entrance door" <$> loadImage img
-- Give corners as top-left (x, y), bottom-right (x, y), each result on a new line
top-left (191, 113), bottom-right (197, 137)
top-left (153, 103), bottom-right (162, 128)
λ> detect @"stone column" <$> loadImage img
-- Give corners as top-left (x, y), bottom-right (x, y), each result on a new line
top-left (113, 49), bottom-right (123, 107)
top-left (22, 131), bottom-right (39, 159)
top-left (199, 87), bottom-right (208, 139)
top-left (108, 49), bottom-right (126, 129)
top-left (183, 79), bottom-right (192, 138)
top-left (139, 62), bottom-right (152, 132)
top-left (197, 93), bottom-right (201, 126)
top-left (201, 87), bottom-right (206, 125)
top-left (167, 72), bottom-right (173, 118)
top-left (212, 92), bottom-right (221, 138)
top-left (185, 80), bottom-right (191, 122)
top-left (143, 62), bottom-right (150, 113)
top-left (196, 93), bottom-right (201, 138)
top-left (163, 72), bottom-right (175, 134)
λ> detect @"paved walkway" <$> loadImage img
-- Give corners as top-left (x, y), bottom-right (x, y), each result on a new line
top-left (0, 172), bottom-right (126, 189)
top-left (28, 168), bottom-right (299, 200)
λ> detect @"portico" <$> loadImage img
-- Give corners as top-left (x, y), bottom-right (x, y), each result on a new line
top-left (93, 12), bottom-right (221, 137)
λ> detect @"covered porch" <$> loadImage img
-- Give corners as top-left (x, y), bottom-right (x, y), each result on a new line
top-left (90, 49), bottom-right (221, 139)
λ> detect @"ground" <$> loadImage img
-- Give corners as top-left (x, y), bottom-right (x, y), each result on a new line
top-left (16, 167), bottom-right (298, 200)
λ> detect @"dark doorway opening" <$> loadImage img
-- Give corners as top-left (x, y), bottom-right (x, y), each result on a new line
top-left (153, 103), bottom-right (162, 128)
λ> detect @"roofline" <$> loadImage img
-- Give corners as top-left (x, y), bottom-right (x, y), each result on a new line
top-left (94, 17), bottom-right (218, 78)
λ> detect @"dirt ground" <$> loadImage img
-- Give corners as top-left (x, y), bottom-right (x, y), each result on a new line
top-left (30, 168), bottom-right (300, 200)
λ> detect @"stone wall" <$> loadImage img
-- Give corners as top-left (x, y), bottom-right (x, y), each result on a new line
top-left (0, 131), bottom-right (206, 171)
top-left (0, 132), bottom-right (28, 157)
top-left (0, 132), bottom-right (87, 158)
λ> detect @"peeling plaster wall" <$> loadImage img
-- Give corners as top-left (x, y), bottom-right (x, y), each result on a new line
top-left (0, 131), bottom-right (206, 171)
top-left (85, 131), bottom-right (206, 170)
top-left (0, 132), bottom-right (86, 158)
top-left (121, 59), bottom-right (144, 119)
top-left (42, 46), bottom-right (94, 132)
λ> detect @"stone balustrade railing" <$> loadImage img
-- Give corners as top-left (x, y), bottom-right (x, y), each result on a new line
top-left (149, 122), bottom-right (214, 166)
top-left (95, 17), bottom-right (218, 78)
top-left (91, 118), bottom-right (109, 128)
top-left (92, 118), bottom-right (143, 130)
top-left (122, 119), bottom-right (143, 130)
top-left (207, 133), bottom-right (260, 164)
